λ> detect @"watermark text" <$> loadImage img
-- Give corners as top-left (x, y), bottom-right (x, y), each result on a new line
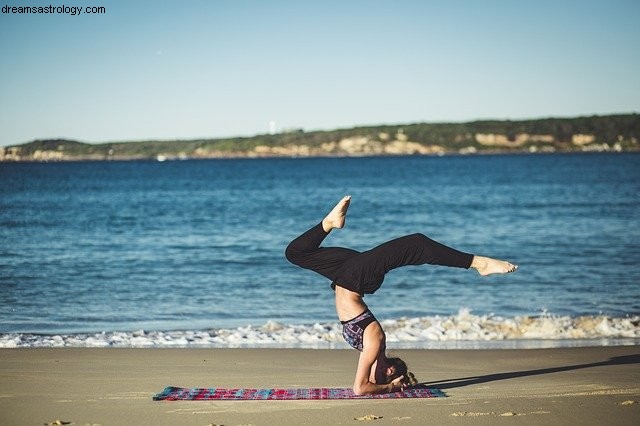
top-left (2, 1), bottom-right (106, 16)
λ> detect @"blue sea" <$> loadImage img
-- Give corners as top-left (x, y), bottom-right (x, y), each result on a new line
top-left (1, 153), bottom-right (639, 348)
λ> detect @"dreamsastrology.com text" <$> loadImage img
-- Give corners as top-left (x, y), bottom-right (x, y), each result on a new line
top-left (2, 3), bottom-right (106, 16)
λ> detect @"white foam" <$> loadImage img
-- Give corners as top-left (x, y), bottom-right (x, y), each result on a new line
top-left (1, 309), bottom-right (639, 348)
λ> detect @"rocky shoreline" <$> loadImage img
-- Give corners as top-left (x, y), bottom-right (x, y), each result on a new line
top-left (0, 137), bottom-right (633, 163)
top-left (2, 114), bottom-right (638, 162)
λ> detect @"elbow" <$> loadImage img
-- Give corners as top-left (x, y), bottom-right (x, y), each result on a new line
top-left (352, 384), bottom-right (372, 396)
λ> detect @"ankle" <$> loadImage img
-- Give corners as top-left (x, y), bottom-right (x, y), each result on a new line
top-left (470, 256), bottom-right (484, 271)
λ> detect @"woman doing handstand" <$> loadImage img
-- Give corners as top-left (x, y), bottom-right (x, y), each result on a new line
top-left (285, 196), bottom-right (517, 395)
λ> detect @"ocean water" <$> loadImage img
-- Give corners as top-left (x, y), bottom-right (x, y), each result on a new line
top-left (1, 153), bottom-right (639, 348)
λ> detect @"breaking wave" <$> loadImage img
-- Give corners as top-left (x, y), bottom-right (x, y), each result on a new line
top-left (2, 309), bottom-right (639, 349)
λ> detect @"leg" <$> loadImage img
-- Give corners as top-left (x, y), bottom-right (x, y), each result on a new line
top-left (351, 232), bottom-right (516, 277)
top-left (334, 233), bottom-right (516, 294)
top-left (333, 233), bottom-right (474, 294)
top-left (285, 196), bottom-right (359, 281)
top-left (358, 233), bottom-right (475, 277)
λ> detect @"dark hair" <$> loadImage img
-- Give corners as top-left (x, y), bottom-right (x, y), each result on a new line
top-left (386, 357), bottom-right (418, 386)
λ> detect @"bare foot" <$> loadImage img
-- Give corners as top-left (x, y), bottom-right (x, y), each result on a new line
top-left (471, 255), bottom-right (518, 276)
top-left (322, 196), bottom-right (351, 232)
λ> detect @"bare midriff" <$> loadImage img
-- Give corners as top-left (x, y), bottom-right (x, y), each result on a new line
top-left (334, 285), bottom-right (369, 322)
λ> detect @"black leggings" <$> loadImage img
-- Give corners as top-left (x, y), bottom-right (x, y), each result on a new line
top-left (285, 222), bottom-right (474, 295)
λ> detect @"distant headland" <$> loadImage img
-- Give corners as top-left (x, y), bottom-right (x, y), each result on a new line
top-left (1, 114), bottom-right (638, 162)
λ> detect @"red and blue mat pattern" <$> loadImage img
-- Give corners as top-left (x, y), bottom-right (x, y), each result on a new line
top-left (153, 385), bottom-right (445, 400)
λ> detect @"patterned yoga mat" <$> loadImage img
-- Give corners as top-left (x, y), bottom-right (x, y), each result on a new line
top-left (153, 385), bottom-right (445, 400)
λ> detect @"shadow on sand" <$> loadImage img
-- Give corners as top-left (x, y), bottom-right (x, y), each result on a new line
top-left (419, 353), bottom-right (640, 390)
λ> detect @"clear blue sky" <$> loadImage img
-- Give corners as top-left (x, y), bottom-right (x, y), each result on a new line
top-left (1, 0), bottom-right (638, 146)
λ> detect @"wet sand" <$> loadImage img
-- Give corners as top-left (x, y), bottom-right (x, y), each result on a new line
top-left (1, 346), bottom-right (638, 425)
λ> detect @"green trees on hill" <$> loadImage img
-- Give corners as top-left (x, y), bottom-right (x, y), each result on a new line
top-left (3, 114), bottom-right (638, 161)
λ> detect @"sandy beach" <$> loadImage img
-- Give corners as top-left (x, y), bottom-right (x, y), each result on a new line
top-left (1, 346), bottom-right (638, 425)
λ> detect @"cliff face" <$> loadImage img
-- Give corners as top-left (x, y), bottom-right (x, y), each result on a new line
top-left (248, 136), bottom-right (445, 158)
top-left (2, 114), bottom-right (638, 162)
top-left (475, 133), bottom-right (556, 147)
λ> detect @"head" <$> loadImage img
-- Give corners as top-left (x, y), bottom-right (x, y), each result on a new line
top-left (384, 357), bottom-right (418, 387)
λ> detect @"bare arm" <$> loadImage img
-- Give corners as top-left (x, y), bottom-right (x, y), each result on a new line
top-left (352, 323), bottom-right (405, 395)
